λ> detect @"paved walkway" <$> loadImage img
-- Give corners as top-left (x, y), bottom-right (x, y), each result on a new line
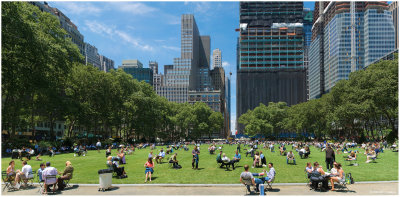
top-left (2, 182), bottom-right (398, 195)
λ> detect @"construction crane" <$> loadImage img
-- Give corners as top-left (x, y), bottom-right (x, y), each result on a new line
top-left (350, 1), bottom-right (356, 72)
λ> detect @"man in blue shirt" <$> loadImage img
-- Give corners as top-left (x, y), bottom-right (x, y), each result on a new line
top-left (233, 150), bottom-right (241, 163)
top-left (37, 163), bottom-right (45, 182)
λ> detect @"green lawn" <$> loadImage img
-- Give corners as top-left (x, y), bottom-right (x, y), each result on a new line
top-left (2, 144), bottom-right (398, 184)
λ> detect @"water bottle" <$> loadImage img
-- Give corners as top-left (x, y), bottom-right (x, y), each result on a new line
top-left (259, 184), bottom-right (265, 195)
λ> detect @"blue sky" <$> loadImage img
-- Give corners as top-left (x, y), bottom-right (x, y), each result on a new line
top-left (49, 1), bottom-right (315, 134)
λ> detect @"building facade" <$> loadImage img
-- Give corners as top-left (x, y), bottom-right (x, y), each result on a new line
top-left (120, 60), bottom-right (153, 85)
top-left (99, 55), bottom-right (114, 72)
top-left (85, 42), bottom-right (101, 69)
top-left (121, 59), bottom-right (143, 68)
top-left (155, 14), bottom-right (228, 138)
top-left (212, 48), bottom-right (222, 69)
top-left (309, 2), bottom-right (395, 99)
top-left (389, 1), bottom-right (398, 49)
top-left (30, 2), bottom-right (85, 56)
top-left (236, 2), bottom-right (307, 133)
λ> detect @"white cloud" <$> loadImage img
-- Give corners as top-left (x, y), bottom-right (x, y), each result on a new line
top-left (194, 2), bottom-right (212, 14)
top-left (112, 2), bottom-right (157, 15)
top-left (162, 45), bottom-right (180, 51)
top-left (85, 20), bottom-right (153, 51)
top-left (53, 2), bottom-right (102, 16)
top-left (222, 61), bottom-right (230, 67)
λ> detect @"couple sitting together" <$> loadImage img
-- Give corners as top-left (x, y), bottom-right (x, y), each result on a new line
top-left (239, 163), bottom-right (275, 193)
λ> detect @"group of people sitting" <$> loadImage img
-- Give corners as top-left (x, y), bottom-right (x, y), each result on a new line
top-left (106, 156), bottom-right (127, 179)
top-left (6, 160), bottom-right (73, 194)
top-left (9, 147), bottom-right (36, 160)
top-left (239, 163), bottom-right (276, 193)
top-left (216, 150), bottom-right (241, 170)
top-left (306, 161), bottom-right (345, 191)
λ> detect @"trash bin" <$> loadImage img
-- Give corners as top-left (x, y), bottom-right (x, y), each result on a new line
top-left (98, 169), bottom-right (113, 192)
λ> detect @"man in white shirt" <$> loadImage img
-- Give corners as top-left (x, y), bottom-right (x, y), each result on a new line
top-left (15, 161), bottom-right (33, 188)
top-left (222, 153), bottom-right (235, 170)
top-left (42, 162), bottom-right (58, 194)
top-left (155, 149), bottom-right (165, 164)
top-left (96, 140), bottom-right (101, 153)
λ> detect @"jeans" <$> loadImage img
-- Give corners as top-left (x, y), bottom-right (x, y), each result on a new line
top-left (192, 155), bottom-right (199, 168)
top-left (254, 177), bottom-right (269, 190)
top-left (287, 158), bottom-right (296, 164)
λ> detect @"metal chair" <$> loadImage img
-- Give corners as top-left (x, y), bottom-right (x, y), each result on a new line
top-left (22, 170), bottom-right (36, 187)
top-left (2, 171), bottom-right (17, 192)
top-left (265, 176), bottom-right (275, 191)
top-left (40, 175), bottom-right (57, 194)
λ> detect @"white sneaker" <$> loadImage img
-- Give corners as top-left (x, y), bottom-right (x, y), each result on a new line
top-left (74, 154), bottom-right (76, 157)
top-left (15, 183), bottom-right (20, 189)
top-left (252, 166), bottom-right (254, 168)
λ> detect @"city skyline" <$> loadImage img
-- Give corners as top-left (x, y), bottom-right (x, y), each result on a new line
top-left (48, 1), bottom-right (316, 134)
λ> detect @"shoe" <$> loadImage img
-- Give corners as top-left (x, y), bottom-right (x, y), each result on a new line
top-left (15, 183), bottom-right (20, 189)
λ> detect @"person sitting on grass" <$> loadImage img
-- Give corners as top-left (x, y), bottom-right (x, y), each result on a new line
top-left (169, 153), bottom-right (181, 169)
top-left (260, 151), bottom-right (267, 166)
top-left (38, 163), bottom-right (45, 182)
top-left (329, 163), bottom-right (345, 191)
top-left (106, 146), bottom-right (112, 158)
top-left (269, 143), bottom-right (275, 152)
top-left (346, 151), bottom-right (357, 161)
top-left (304, 146), bottom-right (311, 158)
top-left (299, 147), bottom-right (306, 158)
top-left (74, 146), bottom-right (81, 157)
top-left (287, 150), bottom-right (296, 165)
top-left (240, 164), bottom-right (256, 193)
top-left (233, 150), bottom-right (241, 163)
top-left (155, 148), bottom-right (165, 164)
top-left (118, 149), bottom-right (126, 164)
top-left (208, 145), bottom-right (216, 154)
top-left (366, 149), bottom-right (376, 163)
top-left (42, 162), bottom-right (58, 194)
top-left (252, 151), bottom-right (260, 168)
top-left (144, 157), bottom-right (154, 182)
top-left (246, 147), bottom-right (254, 157)
top-left (108, 156), bottom-right (127, 178)
top-left (57, 161), bottom-right (73, 190)
top-left (148, 151), bottom-right (153, 159)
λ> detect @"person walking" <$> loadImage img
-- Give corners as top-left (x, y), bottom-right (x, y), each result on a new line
top-left (325, 145), bottom-right (335, 171)
top-left (96, 140), bottom-right (101, 153)
top-left (192, 146), bottom-right (200, 170)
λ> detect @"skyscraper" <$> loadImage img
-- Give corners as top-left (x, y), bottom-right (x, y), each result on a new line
top-left (389, 1), bottom-right (398, 49)
top-left (157, 14), bottom-right (227, 138)
top-left (309, 2), bottom-right (395, 99)
top-left (160, 14), bottom-right (214, 103)
top-left (236, 2), bottom-right (307, 133)
top-left (212, 48), bottom-right (222, 69)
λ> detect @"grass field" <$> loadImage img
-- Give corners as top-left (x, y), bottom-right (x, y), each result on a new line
top-left (2, 144), bottom-right (398, 184)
